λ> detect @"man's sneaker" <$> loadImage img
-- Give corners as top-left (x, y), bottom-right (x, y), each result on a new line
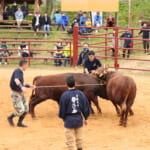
top-left (0, 62), bottom-right (2, 65)
top-left (4, 62), bottom-right (7, 65)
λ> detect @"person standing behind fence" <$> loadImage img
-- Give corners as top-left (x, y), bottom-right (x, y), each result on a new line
top-left (43, 12), bottom-right (51, 36)
top-left (86, 18), bottom-right (92, 33)
top-left (59, 75), bottom-right (90, 150)
top-left (15, 7), bottom-right (23, 30)
top-left (11, 1), bottom-right (18, 19)
top-left (77, 43), bottom-right (90, 66)
top-left (32, 12), bottom-right (43, 34)
top-left (79, 13), bottom-right (87, 26)
top-left (120, 30), bottom-right (133, 58)
top-left (21, 1), bottom-right (28, 20)
top-left (106, 14), bottom-right (116, 27)
top-left (63, 43), bottom-right (73, 67)
top-left (7, 60), bottom-right (35, 127)
top-left (61, 12), bottom-right (69, 31)
top-left (54, 43), bottom-right (64, 66)
top-left (0, 41), bottom-right (9, 65)
top-left (94, 12), bottom-right (102, 27)
top-left (138, 23), bottom-right (150, 55)
top-left (53, 11), bottom-right (62, 31)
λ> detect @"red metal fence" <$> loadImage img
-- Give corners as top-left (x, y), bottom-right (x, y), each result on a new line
top-left (0, 40), bottom-right (72, 66)
top-left (0, 27), bottom-right (150, 71)
top-left (73, 26), bottom-right (150, 71)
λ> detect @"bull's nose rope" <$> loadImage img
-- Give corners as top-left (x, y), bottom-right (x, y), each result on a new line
top-left (35, 83), bottom-right (105, 88)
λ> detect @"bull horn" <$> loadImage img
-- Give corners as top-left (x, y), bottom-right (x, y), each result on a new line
top-left (104, 64), bottom-right (106, 69)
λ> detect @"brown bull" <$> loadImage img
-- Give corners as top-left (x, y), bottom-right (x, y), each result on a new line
top-left (29, 73), bottom-right (107, 119)
top-left (95, 67), bottom-right (137, 127)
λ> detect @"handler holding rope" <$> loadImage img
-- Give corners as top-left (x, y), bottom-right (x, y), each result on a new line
top-left (59, 76), bottom-right (90, 150)
top-left (7, 60), bottom-right (35, 127)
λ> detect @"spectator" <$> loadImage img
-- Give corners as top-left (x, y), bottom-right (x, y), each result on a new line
top-left (86, 18), bottom-right (92, 33)
top-left (54, 43), bottom-right (64, 66)
top-left (63, 43), bottom-right (73, 67)
top-left (120, 30), bottom-right (133, 58)
top-left (32, 11), bottom-right (43, 34)
top-left (43, 12), bottom-right (51, 36)
top-left (0, 41), bottom-right (9, 65)
top-left (79, 21), bottom-right (86, 35)
top-left (76, 10), bottom-right (83, 23)
top-left (94, 12), bottom-right (102, 26)
top-left (77, 43), bottom-right (89, 66)
top-left (61, 12), bottom-right (69, 31)
top-left (15, 7), bottom-right (23, 30)
top-left (95, 21), bottom-right (101, 33)
top-left (106, 14), bottom-right (116, 27)
top-left (84, 51), bottom-right (102, 74)
top-left (21, 1), bottom-right (28, 20)
top-left (18, 42), bottom-right (32, 57)
top-left (53, 11), bottom-right (62, 31)
top-left (3, 4), bottom-right (11, 20)
top-left (138, 23), bottom-right (150, 54)
top-left (11, 1), bottom-right (18, 19)
top-left (79, 13), bottom-right (87, 26)
top-left (67, 18), bottom-right (78, 34)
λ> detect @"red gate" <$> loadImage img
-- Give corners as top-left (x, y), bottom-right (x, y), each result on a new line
top-left (73, 26), bottom-right (150, 71)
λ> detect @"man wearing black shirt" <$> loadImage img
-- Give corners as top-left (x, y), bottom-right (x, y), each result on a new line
top-left (138, 23), bottom-right (150, 54)
top-left (7, 60), bottom-right (35, 127)
top-left (84, 51), bottom-right (102, 74)
top-left (59, 76), bottom-right (90, 150)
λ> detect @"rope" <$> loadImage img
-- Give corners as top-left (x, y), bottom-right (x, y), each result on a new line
top-left (35, 83), bottom-right (105, 88)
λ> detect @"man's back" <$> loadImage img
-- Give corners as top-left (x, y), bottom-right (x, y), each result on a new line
top-left (59, 89), bottom-right (90, 128)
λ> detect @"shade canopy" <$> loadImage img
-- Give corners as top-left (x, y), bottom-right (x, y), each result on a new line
top-left (61, 0), bottom-right (119, 12)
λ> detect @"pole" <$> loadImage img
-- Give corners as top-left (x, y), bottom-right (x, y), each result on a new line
top-left (114, 27), bottom-right (119, 70)
top-left (73, 26), bottom-right (78, 67)
top-left (128, 0), bottom-right (132, 28)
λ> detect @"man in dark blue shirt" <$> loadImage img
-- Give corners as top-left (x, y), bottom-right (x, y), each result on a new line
top-left (8, 60), bottom-right (35, 128)
top-left (59, 76), bottom-right (90, 150)
top-left (84, 51), bottom-right (102, 74)
top-left (120, 30), bottom-right (133, 58)
top-left (138, 23), bottom-right (150, 54)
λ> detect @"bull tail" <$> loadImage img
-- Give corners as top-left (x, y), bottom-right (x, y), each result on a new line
top-left (122, 87), bottom-right (130, 111)
top-left (30, 76), bottom-right (41, 99)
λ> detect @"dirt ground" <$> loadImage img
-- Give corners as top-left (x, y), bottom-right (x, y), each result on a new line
top-left (0, 67), bottom-right (150, 150)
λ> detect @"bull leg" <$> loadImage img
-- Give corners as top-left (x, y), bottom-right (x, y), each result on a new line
top-left (122, 108), bottom-right (129, 127)
top-left (92, 97), bottom-right (102, 114)
top-left (119, 110), bottom-right (125, 126)
top-left (112, 101), bottom-right (121, 116)
top-left (89, 100), bottom-right (95, 114)
top-left (29, 98), bottom-right (46, 119)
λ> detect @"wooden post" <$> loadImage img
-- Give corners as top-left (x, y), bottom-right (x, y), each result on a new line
top-left (128, 0), bottom-right (132, 28)
top-left (0, 0), bottom-right (4, 20)
top-left (34, 0), bottom-right (40, 12)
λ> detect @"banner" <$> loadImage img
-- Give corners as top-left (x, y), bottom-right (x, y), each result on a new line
top-left (61, 0), bottom-right (119, 12)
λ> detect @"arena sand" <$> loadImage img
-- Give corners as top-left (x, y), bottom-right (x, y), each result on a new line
top-left (0, 67), bottom-right (150, 150)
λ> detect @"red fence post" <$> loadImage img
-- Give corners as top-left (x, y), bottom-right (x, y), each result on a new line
top-left (105, 32), bottom-right (108, 59)
top-left (114, 27), bottom-right (119, 70)
top-left (28, 41), bottom-right (31, 66)
top-left (73, 26), bottom-right (79, 67)
top-left (131, 28), bottom-right (134, 48)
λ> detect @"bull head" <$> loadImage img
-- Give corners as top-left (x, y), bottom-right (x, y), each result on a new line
top-left (95, 64), bottom-right (109, 78)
